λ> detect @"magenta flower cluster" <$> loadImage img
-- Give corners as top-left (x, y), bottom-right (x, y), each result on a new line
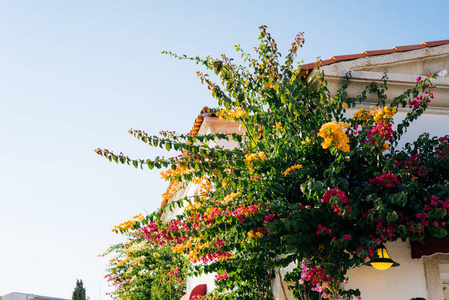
top-left (321, 189), bottom-right (348, 203)
top-left (436, 137), bottom-right (449, 161)
top-left (316, 224), bottom-right (332, 235)
top-left (321, 189), bottom-right (351, 216)
top-left (368, 172), bottom-right (401, 189)
top-left (263, 213), bottom-right (276, 223)
top-left (214, 269), bottom-right (229, 281)
top-left (410, 75), bottom-right (434, 108)
top-left (394, 153), bottom-right (433, 178)
top-left (298, 260), bottom-right (335, 299)
top-left (366, 122), bottom-right (393, 143)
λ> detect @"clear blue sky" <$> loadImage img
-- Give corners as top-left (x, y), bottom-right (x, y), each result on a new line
top-left (1, 1), bottom-right (448, 299)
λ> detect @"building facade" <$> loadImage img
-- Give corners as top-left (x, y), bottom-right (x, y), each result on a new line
top-left (1, 292), bottom-right (69, 300)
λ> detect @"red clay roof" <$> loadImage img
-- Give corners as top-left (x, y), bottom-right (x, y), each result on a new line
top-left (189, 106), bottom-right (216, 136)
top-left (301, 39), bottom-right (449, 70)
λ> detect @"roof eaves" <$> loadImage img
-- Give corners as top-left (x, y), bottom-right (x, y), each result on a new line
top-left (301, 39), bottom-right (449, 71)
top-left (301, 58), bottom-right (335, 71)
top-left (190, 106), bottom-right (217, 136)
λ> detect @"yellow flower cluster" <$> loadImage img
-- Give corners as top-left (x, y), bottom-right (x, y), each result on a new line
top-left (192, 177), bottom-right (202, 185)
top-left (185, 201), bottom-right (202, 211)
top-left (318, 121), bottom-right (350, 152)
top-left (244, 153), bottom-right (258, 163)
top-left (160, 164), bottom-right (193, 209)
top-left (218, 107), bottom-right (246, 121)
top-left (109, 255), bottom-right (118, 264)
top-left (224, 192), bottom-right (239, 203)
top-left (301, 137), bottom-right (312, 145)
top-left (126, 241), bottom-right (147, 254)
top-left (160, 181), bottom-right (182, 209)
top-left (372, 106), bottom-right (397, 123)
top-left (284, 164), bottom-right (303, 176)
top-left (116, 256), bottom-right (132, 268)
top-left (188, 251), bottom-right (199, 262)
top-left (353, 108), bottom-right (371, 121)
top-left (172, 244), bottom-right (185, 254)
top-left (152, 252), bottom-right (160, 258)
top-left (113, 214), bottom-right (144, 232)
top-left (160, 165), bottom-right (189, 181)
top-left (353, 106), bottom-right (397, 123)
top-left (247, 230), bottom-right (263, 240)
top-left (244, 152), bottom-right (266, 164)
top-left (173, 236), bottom-right (215, 263)
top-left (276, 123), bottom-right (284, 130)
top-left (198, 177), bottom-right (213, 194)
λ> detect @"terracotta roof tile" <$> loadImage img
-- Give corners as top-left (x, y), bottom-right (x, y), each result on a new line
top-left (301, 62), bottom-right (319, 70)
top-left (301, 39), bottom-right (449, 70)
top-left (363, 49), bottom-right (397, 56)
top-left (422, 39), bottom-right (449, 47)
top-left (190, 106), bottom-right (216, 136)
top-left (331, 53), bottom-right (366, 62)
top-left (319, 59), bottom-right (336, 66)
top-left (301, 58), bottom-right (339, 70)
top-left (392, 44), bottom-right (427, 52)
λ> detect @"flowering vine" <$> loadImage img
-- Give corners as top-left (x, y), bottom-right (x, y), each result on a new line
top-left (97, 26), bottom-right (449, 300)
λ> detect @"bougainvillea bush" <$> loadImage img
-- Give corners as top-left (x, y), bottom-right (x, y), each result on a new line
top-left (101, 214), bottom-right (188, 299)
top-left (97, 26), bottom-right (449, 300)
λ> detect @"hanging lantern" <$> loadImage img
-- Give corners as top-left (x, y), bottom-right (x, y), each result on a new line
top-left (365, 243), bottom-right (400, 270)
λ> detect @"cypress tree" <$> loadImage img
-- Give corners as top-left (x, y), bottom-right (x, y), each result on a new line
top-left (72, 279), bottom-right (87, 300)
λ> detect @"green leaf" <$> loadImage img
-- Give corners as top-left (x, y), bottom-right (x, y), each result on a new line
top-left (386, 211), bottom-right (398, 223)
top-left (238, 92), bottom-right (245, 102)
top-left (281, 94), bottom-right (288, 104)
top-left (147, 160), bottom-right (154, 170)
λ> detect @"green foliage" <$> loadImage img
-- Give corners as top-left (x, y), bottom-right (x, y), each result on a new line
top-left (150, 276), bottom-right (184, 300)
top-left (97, 26), bottom-right (449, 300)
top-left (72, 279), bottom-right (87, 300)
top-left (102, 220), bottom-right (188, 300)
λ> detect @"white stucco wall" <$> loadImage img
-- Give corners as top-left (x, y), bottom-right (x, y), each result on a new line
top-left (398, 111), bottom-right (449, 145)
top-left (186, 272), bottom-right (216, 296)
top-left (345, 241), bottom-right (427, 300)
